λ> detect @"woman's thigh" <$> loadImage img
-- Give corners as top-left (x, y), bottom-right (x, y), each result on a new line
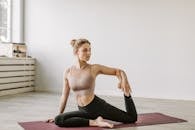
top-left (55, 110), bottom-right (94, 120)
top-left (100, 102), bottom-right (135, 123)
top-left (55, 110), bottom-right (97, 127)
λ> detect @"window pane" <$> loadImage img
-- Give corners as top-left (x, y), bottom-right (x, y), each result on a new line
top-left (0, 0), bottom-right (11, 42)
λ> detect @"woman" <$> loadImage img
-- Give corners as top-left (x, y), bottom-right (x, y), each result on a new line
top-left (47, 39), bottom-right (137, 128)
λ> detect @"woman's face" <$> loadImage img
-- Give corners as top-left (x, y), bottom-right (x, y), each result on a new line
top-left (76, 43), bottom-right (91, 62)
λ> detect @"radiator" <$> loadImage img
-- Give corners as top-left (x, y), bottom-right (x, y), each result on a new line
top-left (0, 57), bottom-right (36, 96)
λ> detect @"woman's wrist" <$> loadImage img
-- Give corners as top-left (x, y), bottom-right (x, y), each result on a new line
top-left (120, 70), bottom-right (127, 81)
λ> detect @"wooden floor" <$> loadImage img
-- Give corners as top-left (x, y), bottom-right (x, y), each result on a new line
top-left (0, 92), bottom-right (194, 130)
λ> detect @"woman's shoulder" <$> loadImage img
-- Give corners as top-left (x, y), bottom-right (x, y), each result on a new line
top-left (90, 64), bottom-right (102, 67)
top-left (90, 64), bottom-right (100, 69)
top-left (63, 66), bottom-right (74, 75)
top-left (89, 64), bottom-right (106, 72)
top-left (90, 64), bottom-right (106, 69)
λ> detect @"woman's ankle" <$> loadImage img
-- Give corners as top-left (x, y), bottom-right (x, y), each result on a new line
top-left (124, 93), bottom-right (131, 98)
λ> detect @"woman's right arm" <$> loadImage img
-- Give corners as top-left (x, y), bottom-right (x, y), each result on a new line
top-left (46, 70), bottom-right (70, 123)
top-left (58, 70), bottom-right (70, 114)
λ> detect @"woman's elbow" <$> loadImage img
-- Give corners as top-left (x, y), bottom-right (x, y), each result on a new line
top-left (116, 69), bottom-right (123, 75)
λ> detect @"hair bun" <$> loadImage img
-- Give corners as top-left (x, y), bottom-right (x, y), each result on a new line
top-left (70, 39), bottom-right (76, 47)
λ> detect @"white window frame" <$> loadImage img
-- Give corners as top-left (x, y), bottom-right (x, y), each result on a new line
top-left (0, 0), bottom-right (24, 43)
top-left (0, 0), bottom-right (12, 42)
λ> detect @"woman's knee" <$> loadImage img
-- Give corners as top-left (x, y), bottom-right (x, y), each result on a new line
top-left (132, 113), bottom-right (138, 122)
top-left (131, 113), bottom-right (138, 123)
top-left (124, 113), bottom-right (137, 123)
top-left (54, 115), bottom-right (64, 126)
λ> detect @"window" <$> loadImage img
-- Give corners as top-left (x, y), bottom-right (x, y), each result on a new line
top-left (0, 0), bottom-right (11, 42)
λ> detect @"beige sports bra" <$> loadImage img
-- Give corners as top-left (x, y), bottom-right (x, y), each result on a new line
top-left (67, 64), bottom-right (95, 94)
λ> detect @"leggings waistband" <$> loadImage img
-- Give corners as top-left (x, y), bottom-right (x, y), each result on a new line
top-left (78, 95), bottom-right (105, 110)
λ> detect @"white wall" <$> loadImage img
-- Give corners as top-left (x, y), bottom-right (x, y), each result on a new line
top-left (25, 0), bottom-right (195, 100)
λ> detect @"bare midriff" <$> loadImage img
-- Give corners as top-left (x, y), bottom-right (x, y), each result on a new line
top-left (75, 93), bottom-right (95, 107)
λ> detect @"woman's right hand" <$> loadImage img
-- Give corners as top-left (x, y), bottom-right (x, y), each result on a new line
top-left (46, 118), bottom-right (54, 123)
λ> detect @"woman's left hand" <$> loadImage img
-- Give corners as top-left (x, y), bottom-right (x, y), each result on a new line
top-left (118, 82), bottom-right (122, 89)
top-left (121, 81), bottom-right (132, 96)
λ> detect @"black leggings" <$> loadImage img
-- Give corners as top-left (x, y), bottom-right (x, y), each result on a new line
top-left (54, 95), bottom-right (137, 127)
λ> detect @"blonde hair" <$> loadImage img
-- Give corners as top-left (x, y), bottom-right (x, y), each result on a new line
top-left (70, 38), bottom-right (91, 54)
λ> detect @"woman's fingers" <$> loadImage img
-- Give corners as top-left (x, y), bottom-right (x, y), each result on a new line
top-left (50, 119), bottom-right (54, 123)
top-left (128, 84), bottom-right (132, 93)
top-left (46, 119), bottom-right (54, 123)
top-left (122, 82), bottom-right (132, 96)
top-left (118, 82), bottom-right (122, 89)
top-left (120, 81), bottom-right (132, 96)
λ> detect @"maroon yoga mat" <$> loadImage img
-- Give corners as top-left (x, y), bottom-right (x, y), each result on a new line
top-left (18, 113), bottom-right (187, 130)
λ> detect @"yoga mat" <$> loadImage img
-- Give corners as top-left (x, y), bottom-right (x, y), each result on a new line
top-left (110, 112), bottom-right (187, 128)
top-left (18, 113), bottom-right (187, 130)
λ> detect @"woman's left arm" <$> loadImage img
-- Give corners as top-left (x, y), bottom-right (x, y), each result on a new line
top-left (94, 64), bottom-right (132, 94)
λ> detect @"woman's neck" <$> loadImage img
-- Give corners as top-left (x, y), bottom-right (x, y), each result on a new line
top-left (75, 59), bottom-right (88, 69)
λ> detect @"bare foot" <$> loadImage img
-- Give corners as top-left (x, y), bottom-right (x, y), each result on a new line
top-left (94, 116), bottom-right (113, 128)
